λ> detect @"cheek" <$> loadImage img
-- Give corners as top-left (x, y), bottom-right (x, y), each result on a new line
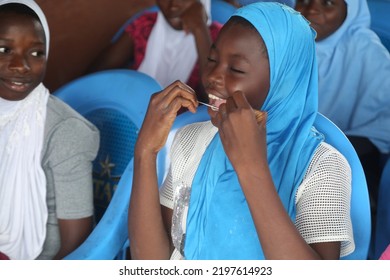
top-left (32, 62), bottom-right (47, 83)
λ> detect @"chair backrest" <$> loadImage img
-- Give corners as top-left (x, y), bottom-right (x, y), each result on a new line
top-left (373, 157), bottom-right (390, 259)
top-left (211, 0), bottom-right (237, 24)
top-left (367, 0), bottom-right (390, 52)
top-left (54, 69), bottom-right (161, 223)
top-left (63, 159), bottom-right (135, 260)
top-left (53, 69), bottom-right (162, 259)
top-left (314, 113), bottom-right (371, 260)
top-left (158, 110), bottom-right (371, 260)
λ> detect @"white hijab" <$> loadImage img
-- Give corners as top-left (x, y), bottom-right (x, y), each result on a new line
top-left (138, 0), bottom-right (211, 88)
top-left (0, 0), bottom-right (50, 259)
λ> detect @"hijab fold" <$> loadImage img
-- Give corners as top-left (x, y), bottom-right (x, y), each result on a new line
top-left (184, 3), bottom-right (323, 260)
top-left (0, 0), bottom-right (49, 260)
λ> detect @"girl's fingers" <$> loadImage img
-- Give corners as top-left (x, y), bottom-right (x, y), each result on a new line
top-left (232, 91), bottom-right (251, 109)
top-left (232, 91), bottom-right (266, 125)
top-left (161, 82), bottom-right (198, 110)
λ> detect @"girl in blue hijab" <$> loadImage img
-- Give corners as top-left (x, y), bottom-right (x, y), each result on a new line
top-left (129, 2), bottom-right (354, 260)
top-left (295, 0), bottom-right (390, 229)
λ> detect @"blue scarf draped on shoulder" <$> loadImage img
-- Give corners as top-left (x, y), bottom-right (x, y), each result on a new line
top-left (184, 3), bottom-right (324, 260)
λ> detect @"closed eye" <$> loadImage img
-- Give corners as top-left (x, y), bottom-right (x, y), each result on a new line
top-left (324, 0), bottom-right (335, 6)
top-left (230, 67), bottom-right (245, 74)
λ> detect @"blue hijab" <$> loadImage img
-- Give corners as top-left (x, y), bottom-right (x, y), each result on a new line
top-left (316, 0), bottom-right (390, 153)
top-left (184, 3), bottom-right (323, 260)
top-left (239, 0), bottom-right (295, 8)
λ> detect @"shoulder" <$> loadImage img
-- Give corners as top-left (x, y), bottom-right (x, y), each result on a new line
top-left (169, 121), bottom-right (217, 173)
top-left (344, 29), bottom-right (390, 60)
top-left (171, 121), bottom-right (216, 151)
top-left (297, 142), bottom-right (351, 201)
top-left (44, 95), bottom-right (99, 158)
top-left (46, 95), bottom-right (98, 136)
top-left (306, 142), bottom-right (351, 179)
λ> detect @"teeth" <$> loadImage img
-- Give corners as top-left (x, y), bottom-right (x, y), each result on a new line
top-left (12, 82), bottom-right (24, 86)
top-left (208, 94), bottom-right (223, 101)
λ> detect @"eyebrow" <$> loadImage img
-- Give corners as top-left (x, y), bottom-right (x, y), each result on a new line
top-left (0, 37), bottom-right (45, 45)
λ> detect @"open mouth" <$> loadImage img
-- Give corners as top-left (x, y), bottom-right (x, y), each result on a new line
top-left (2, 79), bottom-right (31, 92)
top-left (208, 94), bottom-right (226, 111)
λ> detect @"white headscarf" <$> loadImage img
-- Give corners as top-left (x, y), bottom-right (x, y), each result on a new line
top-left (0, 0), bottom-right (50, 259)
top-left (138, 0), bottom-right (211, 88)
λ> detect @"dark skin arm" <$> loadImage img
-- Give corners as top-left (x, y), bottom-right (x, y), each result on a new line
top-left (178, 2), bottom-right (213, 102)
top-left (85, 31), bottom-right (135, 74)
top-left (211, 91), bottom-right (341, 260)
top-left (128, 81), bottom-right (198, 260)
top-left (55, 216), bottom-right (93, 260)
top-left (181, 1), bottom-right (212, 75)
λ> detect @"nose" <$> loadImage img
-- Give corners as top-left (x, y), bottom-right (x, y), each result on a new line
top-left (8, 54), bottom-right (30, 73)
top-left (205, 62), bottom-right (223, 87)
top-left (169, 0), bottom-right (183, 11)
top-left (306, 0), bottom-right (321, 14)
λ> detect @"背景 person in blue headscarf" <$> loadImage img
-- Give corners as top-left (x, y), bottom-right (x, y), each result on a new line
top-left (295, 0), bottom-right (390, 223)
top-left (129, 2), bottom-right (354, 260)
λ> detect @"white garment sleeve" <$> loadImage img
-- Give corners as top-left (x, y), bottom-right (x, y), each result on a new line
top-left (295, 142), bottom-right (354, 257)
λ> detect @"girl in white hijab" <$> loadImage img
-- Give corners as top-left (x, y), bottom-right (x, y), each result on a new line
top-left (0, 0), bottom-right (99, 259)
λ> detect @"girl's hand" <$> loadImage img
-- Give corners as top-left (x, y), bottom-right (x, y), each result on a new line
top-left (135, 81), bottom-right (198, 155)
top-left (181, 1), bottom-right (208, 35)
top-left (214, 91), bottom-right (268, 174)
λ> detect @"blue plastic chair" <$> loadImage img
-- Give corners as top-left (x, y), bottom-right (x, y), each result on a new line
top-left (367, 0), bottom-right (390, 52)
top-left (211, 0), bottom-right (237, 24)
top-left (314, 113), bottom-right (371, 260)
top-left (53, 69), bottom-right (162, 259)
top-left (158, 109), bottom-right (371, 260)
top-left (372, 157), bottom-right (390, 259)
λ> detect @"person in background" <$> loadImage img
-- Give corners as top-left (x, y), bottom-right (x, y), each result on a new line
top-left (295, 0), bottom-right (390, 225)
top-left (87, 0), bottom-right (222, 103)
top-left (0, 0), bottom-right (99, 259)
top-left (228, 0), bottom-right (295, 7)
top-left (129, 2), bottom-right (354, 260)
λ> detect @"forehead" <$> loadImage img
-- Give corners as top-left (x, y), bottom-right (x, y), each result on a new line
top-left (0, 11), bottom-right (45, 38)
top-left (218, 20), bottom-right (263, 49)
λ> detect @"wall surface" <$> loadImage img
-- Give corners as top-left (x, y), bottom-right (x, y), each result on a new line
top-left (36, 0), bottom-right (155, 92)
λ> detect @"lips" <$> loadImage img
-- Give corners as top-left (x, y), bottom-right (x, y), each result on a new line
top-left (1, 78), bottom-right (32, 93)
